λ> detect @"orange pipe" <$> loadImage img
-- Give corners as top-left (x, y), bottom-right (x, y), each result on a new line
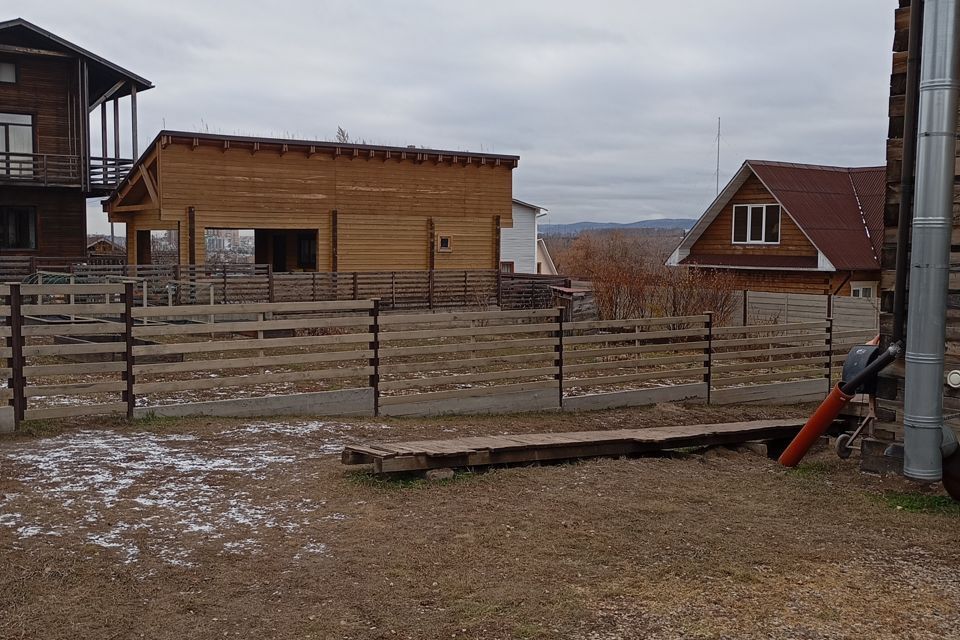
top-left (778, 383), bottom-right (854, 467)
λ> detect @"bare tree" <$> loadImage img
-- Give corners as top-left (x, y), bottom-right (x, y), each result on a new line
top-left (555, 231), bottom-right (738, 324)
top-left (335, 126), bottom-right (350, 143)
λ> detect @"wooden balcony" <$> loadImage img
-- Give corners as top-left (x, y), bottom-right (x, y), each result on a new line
top-left (89, 156), bottom-right (135, 189)
top-left (0, 152), bottom-right (133, 191)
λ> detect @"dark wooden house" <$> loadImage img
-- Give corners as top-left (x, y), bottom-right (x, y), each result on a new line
top-left (666, 160), bottom-right (884, 296)
top-left (0, 18), bottom-right (151, 260)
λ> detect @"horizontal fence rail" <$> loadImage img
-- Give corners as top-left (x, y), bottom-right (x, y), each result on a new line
top-left (0, 284), bottom-right (881, 429)
top-left (3, 263), bottom-right (516, 311)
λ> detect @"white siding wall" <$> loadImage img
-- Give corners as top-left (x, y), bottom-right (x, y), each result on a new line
top-left (501, 203), bottom-right (537, 273)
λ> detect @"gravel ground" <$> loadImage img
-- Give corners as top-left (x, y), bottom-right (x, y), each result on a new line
top-left (1, 403), bottom-right (958, 639)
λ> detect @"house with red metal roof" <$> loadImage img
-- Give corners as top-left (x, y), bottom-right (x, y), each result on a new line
top-left (665, 160), bottom-right (884, 297)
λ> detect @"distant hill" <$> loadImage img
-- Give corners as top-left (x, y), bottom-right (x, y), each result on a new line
top-left (540, 219), bottom-right (695, 236)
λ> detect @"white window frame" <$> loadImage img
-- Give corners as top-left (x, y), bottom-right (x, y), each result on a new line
top-left (849, 281), bottom-right (877, 298)
top-left (732, 204), bottom-right (781, 245)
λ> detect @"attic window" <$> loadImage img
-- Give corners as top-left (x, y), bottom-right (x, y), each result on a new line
top-left (438, 235), bottom-right (452, 252)
top-left (0, 62), bottom-right (15, 84)
top-left (733, 204), bottom-right (780, 244)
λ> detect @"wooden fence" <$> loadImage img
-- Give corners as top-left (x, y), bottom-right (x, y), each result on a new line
top-left (741, 290), bottom-right (879, 331)
top-left (0, 283), bottom-right (879, 430)
top-left (5, 263), bottom-right (544, 311)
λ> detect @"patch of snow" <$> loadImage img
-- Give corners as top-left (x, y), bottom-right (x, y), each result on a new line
top-left (324, 513), bottom-right (349, 522)
top-left (0, 427), bottom-right (345, 568)
top-left (16, 524), bottom-right (43, 538)
top-left (294, 541), bottom-right (329, 560)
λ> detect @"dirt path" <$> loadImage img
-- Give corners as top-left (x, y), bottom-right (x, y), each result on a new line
top-left (1, 403), bottom-right (958, 639)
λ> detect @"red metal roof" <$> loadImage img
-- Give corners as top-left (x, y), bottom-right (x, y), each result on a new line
top-left (747, 161), bottom-right (884, 271)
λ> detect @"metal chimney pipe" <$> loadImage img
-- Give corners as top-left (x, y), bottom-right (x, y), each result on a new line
top-left (904, 0), bottom-right (960, 481)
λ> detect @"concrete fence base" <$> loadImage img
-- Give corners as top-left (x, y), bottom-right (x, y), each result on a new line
top-left (711, 379), bottom-right (829, 405)
top-left (380, 387), bottom-right (561, 417)
top-left (562, 383), bottom-right (708, 412)
top-left (133, 388), bottom-right (375, 419)
top-left (0, 406), bottom-right (14, 434)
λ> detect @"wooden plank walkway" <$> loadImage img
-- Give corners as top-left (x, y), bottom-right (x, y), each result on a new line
top-left (341, 419), bottom-right (808, 474)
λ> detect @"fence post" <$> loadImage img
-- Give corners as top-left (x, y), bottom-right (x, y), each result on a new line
top-left (369, 298), bottom-right (381, 417)
top-left (7, 284), bottom-right (24, 429)
top-left (174, 264), bottom-right (182, 305)
top-left (123, 282), bottom-right (135, 420)
top-left (391, 272), bottom-right (397, 309)
top-left (222, 264), bottom-right (228, 304)
top-left (742, 289), bottom-right (748, 326)
top-left (353, 272), bottom-right (359, 301)
top-left (428, 270), bottom-right (435, 310)
top-left (704, 311), bottom-right (714, 405)
top-left (826, 312), bottom-right (834, 387)
top-left (556, 307), bottom-right (564, 409)
top-left (496, 270), bottom-right (503, 308)
top-left (267, 265), bottom-right (275, 303)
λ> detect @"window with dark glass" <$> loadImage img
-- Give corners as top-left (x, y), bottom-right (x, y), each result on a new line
top-left (297, 233), bottom-right (317, 269)
top-left (733, 205), bottom-right (748, 242)
top-left (732, 204), bottom-right (780, 244)
top-left (0, 206), bottom-right (37, 249)
top-left (438, 236), bottom-right (452, 252)
top-left (764, 205), bottom-right (781, 242)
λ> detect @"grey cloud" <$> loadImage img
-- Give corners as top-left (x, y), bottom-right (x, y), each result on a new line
top-left (7, 0), bottom-right (896, 232)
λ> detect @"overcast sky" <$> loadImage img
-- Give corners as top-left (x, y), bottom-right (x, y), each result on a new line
top-left (9, 0), bottom-right (896, 231)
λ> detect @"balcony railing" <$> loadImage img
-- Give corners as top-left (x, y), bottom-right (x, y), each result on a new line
top-left (90, 156), bottom-right (134, 189)
top-left (0, 152), bottom-right (133, 190)
top-left (0, 152), bottom-right (82, 185)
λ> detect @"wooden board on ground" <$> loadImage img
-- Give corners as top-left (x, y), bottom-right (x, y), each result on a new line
top-left (341, 419), bottom-right (809, 474)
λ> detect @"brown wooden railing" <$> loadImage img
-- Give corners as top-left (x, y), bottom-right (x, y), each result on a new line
top-left (89, 156), bottom-right (134, 188)
top-left (0, 152), bottom-right (82, 185)
top-left (0, 153), bottom-right (134, 188)
top-left (0, 259), bottom-right (574, 312)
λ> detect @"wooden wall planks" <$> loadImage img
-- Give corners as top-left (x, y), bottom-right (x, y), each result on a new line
top-left (120, 141), bottom-right (514, 269)
top-left (689, 174), bottom-right (818, 259)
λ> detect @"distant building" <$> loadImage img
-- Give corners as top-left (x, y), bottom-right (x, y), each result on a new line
top-left (86, 236), bottom-right (125, 255)
top-left (666, 160), bottom-right (883, 296)
top-left (501, 199), bottom-right (556, 275)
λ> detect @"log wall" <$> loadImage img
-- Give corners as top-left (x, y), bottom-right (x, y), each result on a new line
top-left (0, 54), bottom-right (77, 157)
top-left (0, 186), bottom-right (86, 257)
top-left (877, 0), bottom-right (960, 438)
top-left (116, 138), bottom-right (514, 270)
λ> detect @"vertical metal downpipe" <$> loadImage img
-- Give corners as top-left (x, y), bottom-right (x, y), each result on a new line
top-left (904, 0), bottom-right (960, 481)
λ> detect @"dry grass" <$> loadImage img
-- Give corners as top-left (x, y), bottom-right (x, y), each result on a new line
top-left (1, 403), bottom-right (959, 639)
